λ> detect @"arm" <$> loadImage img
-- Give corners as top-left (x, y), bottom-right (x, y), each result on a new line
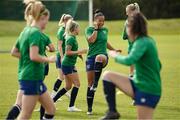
top-left (86, 22), bottom-right (99, 43)
top-left (30, 46), bottom-right (55, 63)
top-left (11, 46), bottom-right (20, 58)
top-left (58, 40), bottom-right (64, 58)
top-left (107, 42), bottom-right (115, 50)
top-left (107, 42), bottom-right (122, 52)
top-left (87, 30), bottom-right (98, 43)
top-left (114, 40), bottom-right (147, 66)
top-left (65, 45), bottom-right (87, 56)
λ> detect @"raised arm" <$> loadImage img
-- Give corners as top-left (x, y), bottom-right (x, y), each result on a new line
top-left (114, 39), bottom-right (147, 66)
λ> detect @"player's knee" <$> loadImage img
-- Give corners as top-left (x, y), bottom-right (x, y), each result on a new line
top-left (74, 81), bottom-right (80, 88)
top-left (95, 55), bottom-right (104, 62)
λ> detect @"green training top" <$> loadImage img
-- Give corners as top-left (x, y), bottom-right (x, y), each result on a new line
top-left (56, 26), bottom-right (66, 57)
top-left (85, 27), bottom-right (108, 57)
top-left (15, 26), bottom-right (48, 81)
top-left (115, 36), bottom-right (162, 95)
top-left (62, 35), bottom-right (78, 66)
top-left (122, 20), bottom-right (133, 53)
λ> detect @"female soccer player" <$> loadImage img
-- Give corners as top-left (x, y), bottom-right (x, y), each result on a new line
top-left (9, 1), bottom-right (56, 119)
top-left (51, 14), bottom-right (73, 99)
top-left (7, 1), bottom-right (54, 119)
top-left (7, 33), bottom-right (55, 120)
top-left (53, 20), bottom-right (87, 111)
top-left (122, 3), bottom-right (140, 77)
top-left (101, 12), bottom-right (162, 119)
top-left (85, 10), bottom-right (121, 115)
top-left (40, 20), bottom-right (87, 115)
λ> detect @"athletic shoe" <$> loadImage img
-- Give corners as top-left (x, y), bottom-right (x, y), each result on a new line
top-left (101, 111), bottom-right (120, 120)
top-left (67, 106), bottom-right (82, 112)
top-left (87, 108), bottom-right (93, 115)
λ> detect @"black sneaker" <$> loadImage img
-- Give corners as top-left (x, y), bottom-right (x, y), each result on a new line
top-left (101, 111), bottom-right (120, 120)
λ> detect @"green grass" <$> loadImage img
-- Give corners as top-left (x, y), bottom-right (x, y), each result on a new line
top-left (0, 19), bottom-right (180, 119)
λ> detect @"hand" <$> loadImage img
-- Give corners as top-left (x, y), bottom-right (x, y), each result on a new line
top-left (78, 49), bottom-right (88, 55)
top-left (78, 55), bottom-right (83, 61)
top-left (115, 49), bottom-right (122, 53)
top-left (94, 21), bottom-right (99, 29)
top-left (108, 50), bottom-right (119, 58)
top-left (48, 55), bottom-right (56, 63)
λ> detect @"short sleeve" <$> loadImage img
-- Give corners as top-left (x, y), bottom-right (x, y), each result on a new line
top-left (29, 31), bottom-right (41, 47)
top-left (57, 27), bottom-right (65, 41)
top-left (66, 37), bottom-right (74, 47)
top-left (85, 27), bottom-right (93, 39)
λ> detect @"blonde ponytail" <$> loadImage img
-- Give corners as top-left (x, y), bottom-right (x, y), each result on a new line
top-left (126, 2), bottom-right (140, 12)
top-left (58, 14), bottom-right (73, 26)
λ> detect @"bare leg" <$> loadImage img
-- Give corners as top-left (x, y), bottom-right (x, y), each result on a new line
top-left (17, 95), bottom-right (38, 120)
top-left (137, 105), bottom-right (154, 120)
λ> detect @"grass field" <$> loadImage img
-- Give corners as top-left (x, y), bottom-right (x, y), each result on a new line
top-left (0, 19), bottom-right (180, 119)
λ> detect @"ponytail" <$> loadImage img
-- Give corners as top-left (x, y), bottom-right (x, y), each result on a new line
top-left (58, 14), bottom-right (73, 27)
top-left (126, 3), bottom-right (140, 12)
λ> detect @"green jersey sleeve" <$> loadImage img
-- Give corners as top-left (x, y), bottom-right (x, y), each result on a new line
top-left (85, 27), bottom-right (93, 39)
top-left (65, 37), bottom-right (74, 48)
top-left (29, 31), bottom-right (41, 47)
top-left (57, 27), bottom-right (65, 41)
top-left (115, 38), bottom-right (147, 66)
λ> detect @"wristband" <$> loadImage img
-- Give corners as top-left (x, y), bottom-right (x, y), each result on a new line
top-left (94, 29), bottom-right (98, 31)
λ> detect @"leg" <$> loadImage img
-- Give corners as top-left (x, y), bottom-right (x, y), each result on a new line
top-left (53, 56), bottom-right (64, 95)
top-left (86, 71), bottom-right (95, 114)
top-left (52, 69), bottom-right (64, 94)
top-left (6, 90), bottom-right (23, 119)
top-left (17, 95), bottom-right (38, 120)
top-left (137, 105), bottom-right (154, 120)
top-left (101, 71), bottom-right (134, 119)
top-left (91, 54), bottom-right (107, 91)
top-left (53, 75), bottom-right (73, 102)
top-left (69, 72), bottom-right (80, 107)
top-left (103, 71), bottom-right (134, 98)
top-left (39, 91), bottom-right (55, 119)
